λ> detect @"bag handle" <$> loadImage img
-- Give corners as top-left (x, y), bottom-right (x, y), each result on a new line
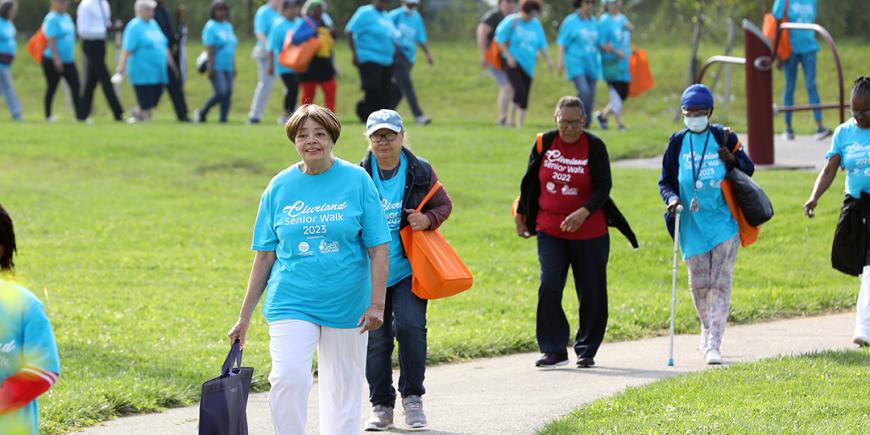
top-left (414, 180), bottom-right (442, 213)
top-left (220, 340), bottom-right (243, 378)
top-left (536, 133), bottom-right (544, 154)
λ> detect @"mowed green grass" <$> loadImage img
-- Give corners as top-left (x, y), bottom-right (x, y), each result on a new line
top-left (0, 39), bottom-right (864, 433)
top-left (540, 349), bottom-right (870, 434)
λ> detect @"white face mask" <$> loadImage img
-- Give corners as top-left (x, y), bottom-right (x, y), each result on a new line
top-left (684, 116), bottom-right (709, 133)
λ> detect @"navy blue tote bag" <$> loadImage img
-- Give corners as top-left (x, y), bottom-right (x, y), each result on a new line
top-left (199, 341), bottom-right (254, 435)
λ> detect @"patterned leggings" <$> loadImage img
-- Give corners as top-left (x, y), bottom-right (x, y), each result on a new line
top-left (685, 236), bottom-right (739, 352)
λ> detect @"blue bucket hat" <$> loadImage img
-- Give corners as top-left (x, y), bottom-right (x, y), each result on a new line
top-left (681, 84), bottom-right (714, 110)
top-left (366, 110), bottom-right (404, 136)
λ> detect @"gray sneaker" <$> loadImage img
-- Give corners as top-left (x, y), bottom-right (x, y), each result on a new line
top-left (364, 404), bottom-right (394, 431)
top-left (402, 396), bottom-right (428, 430)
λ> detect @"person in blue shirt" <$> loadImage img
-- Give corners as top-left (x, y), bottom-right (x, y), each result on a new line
top-left (247, 0), bottom-right (282, 124)
top-left (193, 1), bottom-right (237, 124)
top-left (389, 0), bottom-right (434, 126)
top-left (658, 84), bottom-right (756, 366)
top-left (594, 0), bottom-right (632, 131)
top-left (0, 0), bottom-right (21, 121)
top-left (772, 0), bottom-right (832, 141)
top-left (804, 77), bottom-right (870, 348)
top-left (41, 0), bottom-right (85, 122)
top-left (476, 0), bottom-right (517, 127)
top-left (345, 0), bottom-right (401, 122)
top-left (267, 0), bottom-right (301, 125)
top-left (494, 0), bottom-right (552, 129)
top-left (117, 0), bottom-right (177, 124)
top-left (359, 110), bottom-right (453, 431)
top-left (558, 0), bottom-right (600, 129)
top-left (0, 205), bottom-right (61, 435)
top-left (227, 104), bottom-right (390, 434)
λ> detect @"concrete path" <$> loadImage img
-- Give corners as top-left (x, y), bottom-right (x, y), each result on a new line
top-left (79, 312), bottom-right (856, 435)
top-left (614, 134), bottom-right (831, 170)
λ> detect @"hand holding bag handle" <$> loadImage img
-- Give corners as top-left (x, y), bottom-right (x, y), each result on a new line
top-left (220, 340), bottom-right (243, 378)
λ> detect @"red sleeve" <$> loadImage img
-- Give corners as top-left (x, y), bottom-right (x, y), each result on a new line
top-left (0, 366), bottom-right (58, 415)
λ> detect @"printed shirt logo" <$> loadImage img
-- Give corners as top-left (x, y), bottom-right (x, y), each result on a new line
top-left (0, 340), bottom-right (15, 369)
top-left (319, 240), bottom-right (339, 254)
top-left (381, 198), bottom-right (403, 230)
top-left (297, 241), bottom-right (312, 256)
top-left (0, 340), bottom-right (15, 353)
top-left (282, 201), bottom-right (347, 224)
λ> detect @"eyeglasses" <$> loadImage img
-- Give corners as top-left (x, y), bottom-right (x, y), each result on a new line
top-left (851, 109), bottom-right (870, 118)
top-left (557, 119), bottom-right (583, 128)
top-left (369, 132), bottom-right (398, 143)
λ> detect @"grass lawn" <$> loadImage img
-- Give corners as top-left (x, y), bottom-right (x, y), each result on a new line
top-left (0, 39), bottom-right (864, 433)
top-left (540, 349), bottom-right (870, 434)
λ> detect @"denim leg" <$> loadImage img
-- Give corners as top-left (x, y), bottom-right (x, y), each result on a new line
top-left (800, 51), bottom-right (823, 123)
top-left (392, 276), bottom-right (428, 399)
top-left (569, 234), bottom-right (610, 359)
top-left (0, 69), bottom-right (22, 120)
top-left (218, 71), bottom-right (234, 123)
top-left (571, 75), bottom-right (596, 128)
top-left (536, 232), bottom-right (571, 355)
top-left (201, 71), bottom-right (229, 119)
top-left (366, 285), bottom-right (397, 408)
top-left (782, 55), bottom-right (798, 128)
top-left (585, 76), bottom-right (597, 124)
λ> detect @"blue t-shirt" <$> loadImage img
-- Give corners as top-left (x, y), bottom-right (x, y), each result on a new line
top-left (389, 7), bottom-right (427, 64)
top-left (676, 130), bottom-right (738, 259)
top-left (494, 14), bottom-right (548, 78)
top-left (345, 5), bottom-right (400, 67)
top-left (825, 118), bottom-right (870, 199)
top-left (773, 0), bottom-right (818, 55)
top-left (0, 279), bottom-right (61, 435)
top-left (252, 159), bottom-right (391, 328)
top-left (0, 18), bottom-right (15, 69)
top-left (42, 11), bottom-right (76, 63)
top-left (268, 16), bottom-right (300, 75)
top-left (253, 4), bottom-right (279, 48)
top-left (371, 153), bottom-right (413, 287)
top-left (557, 13), bottom-right (600, 80)
top-left (202, 19), bottom-right (237, 72)
top-left (598, 12), bottom-right (631, 82)
top-left (322, 12), bottom-right (334, 29)
top-left (123, 18), bottom-right (168, 85)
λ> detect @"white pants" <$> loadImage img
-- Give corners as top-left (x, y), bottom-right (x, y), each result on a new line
top-left (248, 55), bottom-right (276, 121)
top-left (268, 319), bottom-right (368, 435)
top-left (608, 86), bottom-right (623, 116)
top-left (856, 267), bottom-right (870, 341)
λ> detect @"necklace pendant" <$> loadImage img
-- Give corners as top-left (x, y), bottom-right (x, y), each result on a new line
top-left (690, 197), bottom-right (700, 213)
top-left (695, 180), bottom-right (703, 190)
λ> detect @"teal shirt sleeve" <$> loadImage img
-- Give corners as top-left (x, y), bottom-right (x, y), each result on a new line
top-left (43, 14), bottom-right (60, 39)
top-left (772, 0), bottom-right (785, 20)
top-left (254, 6), bottom-right (272, 35)
top-left (493, 15), bottom-right (513, 44)
top-left (556, 16), bottom-right (571, 47)
top-left (122, 22), bottom-right (137, 51)
top-left (252, 183), bottom-right (278, 251)
top-left (535, 19), bottom-right (547, 49)
top-left (202, 21), bottom-right (216, 46)
top-left (360, 175), bottom-right (391, 249)
top-left (825, 124), bottom-right (845, 168)
top-left (345, 7), bottom-right (364, 34)
top-left (415, 13), bottom-right (427, 44)
top-left (23, 297), bottom-right (60, 375)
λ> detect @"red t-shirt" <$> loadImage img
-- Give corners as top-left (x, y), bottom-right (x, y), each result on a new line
top-left (536, 134), bottom-right (608, 240)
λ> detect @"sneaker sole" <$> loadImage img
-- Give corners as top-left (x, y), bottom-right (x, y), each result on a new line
top-left (536, 360), bottom-right (569, 369)
top-left (405, 424), bottom-right (429, 431)
top-left (364, 423), bottom-right (395, 431)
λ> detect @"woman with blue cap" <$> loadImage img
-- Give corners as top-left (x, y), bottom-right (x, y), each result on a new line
top-left (658, 84), bottom-right (755, 365)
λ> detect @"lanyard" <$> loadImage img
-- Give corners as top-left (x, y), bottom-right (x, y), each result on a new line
top-left (690, 130), bottom-right (712, 188)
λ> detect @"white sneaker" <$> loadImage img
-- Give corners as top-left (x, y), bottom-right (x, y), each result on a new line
top-left (364, 405), bottom-right (394, 431)
top-left (46, 115), bottom-right (58, 123)
top-left (705, 349), bottom-right (723, 365)
top-left (414, 115), bottom-right (432, 125)
top-left (698, 328), bottom-right (709, 353)
top-left (193, 108), bottom-right (204, 123)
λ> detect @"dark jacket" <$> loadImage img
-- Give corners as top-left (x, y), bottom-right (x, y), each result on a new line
top-left (658, 125), bottom-right (755, 238)
top-left (360, 147), bottom-right (452, 231)
top-left (831, 193), bottom-right (870, 276)
top-left (154, 4), bottom-right (179, 51)
top-left (517, 129), bottom-right (639, 248)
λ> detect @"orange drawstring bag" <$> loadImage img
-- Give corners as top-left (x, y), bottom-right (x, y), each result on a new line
top-left (27, 27), bottom-right (47, 65)
top-left (399, 181), bottom-right (474, 300)
top-left (279, 18), bottom-right (321, 73)
top-left (628, 48), bottom-right (654, 97)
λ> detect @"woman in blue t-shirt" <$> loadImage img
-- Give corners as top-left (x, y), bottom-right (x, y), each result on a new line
top-left (804, 77), bottom-right (870, 348)
top-left (359, 110), bottom-right (453, 431)
top-left (658, 84), bottom-right (755, 366)
top-left (41, 0), bottom-right (85, 121)
top-left (594, 0), bottom-right (632, 131)
top-left (557, 0), bottom-right (600, 129)
top-left (193, 0), bottom-right (237, 124)
top-left (0, 0), bottom-right (21, 121)
top-left (227, 104), bottom-right (390, 434)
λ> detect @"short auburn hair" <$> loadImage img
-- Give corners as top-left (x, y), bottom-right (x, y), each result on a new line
top-left (284, 104), bottom-right (342, 143)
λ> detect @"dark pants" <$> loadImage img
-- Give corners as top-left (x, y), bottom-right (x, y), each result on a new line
top-left (355, 62), bottom-right (398, 122)
top-left (165, 60), bottom-right (190, 121)
top-left (134, 84), bottom-right (164, 110)
top-left (391, 52), bottom-right (424, 117)
top-left (81, 40), bottom-right (123, 120)
top-left (200, 70), bottom-right (234, 123)
top-left (42, 58), bottom-right (84, 120)
top-left (505, 64), bottom-right (533, 110)
top-left (280, 73), bottom-right (300, 114)
top-left (536, 232), bottom-right (609, 358)
top-left (366, 276), bottom-right (428, 408)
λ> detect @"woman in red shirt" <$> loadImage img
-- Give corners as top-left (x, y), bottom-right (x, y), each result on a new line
top-left (515, 96), bottom-right (636, 369)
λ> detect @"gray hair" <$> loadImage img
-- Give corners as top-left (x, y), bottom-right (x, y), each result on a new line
top-left (554, 96), bottom-right (586, 117)
top-left (134, 0), bottom-right (157, 16)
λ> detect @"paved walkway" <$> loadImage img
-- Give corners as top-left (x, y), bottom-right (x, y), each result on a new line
top-left (79, 312), bottom-right (856, 435)
top-left (614, 134), bottom-right (831, 170)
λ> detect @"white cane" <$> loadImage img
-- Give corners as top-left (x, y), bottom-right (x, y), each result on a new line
top-left (668, 204), bottom-right (683, 367)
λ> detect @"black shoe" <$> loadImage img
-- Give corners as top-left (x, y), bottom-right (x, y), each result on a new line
top-left (535, 352), bottom-right (568, 368)
top-left (576, 357), bottom-right (595, 368)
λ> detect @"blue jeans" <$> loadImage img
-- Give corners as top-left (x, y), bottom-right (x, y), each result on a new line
top-left (366, 276), bottom-right (428, 408)
top-left (201, 70), bottom-right (234, 123)
top-left (571, 75), bottom-right (596, 128)
top-left (783, 51), bottom-right (822, 127)
top-left (0, 67), bottom-right (21, 120)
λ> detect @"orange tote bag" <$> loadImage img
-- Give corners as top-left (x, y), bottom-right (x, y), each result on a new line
top-left (484, 40), bottom-right (502, 70)
top-left (399, 181), bottom-right (474, 300)
top-left (279, 18), bottom-right (321, 72)
top-left (27, 27), bottom-right (47, 64)
top-left (628, 48), bottom-right (654, 97)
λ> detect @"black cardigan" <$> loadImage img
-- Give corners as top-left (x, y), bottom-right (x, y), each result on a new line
top-left (517, 130), bottom-right (639, 248)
